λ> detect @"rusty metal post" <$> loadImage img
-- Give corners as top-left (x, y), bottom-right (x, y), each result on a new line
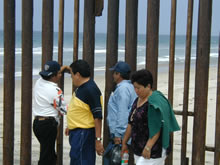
top-left (125, 0), bottom-right (138, 72)
top-left (146, 0), bottom-right (160, 90)
top-left (125, 1), bottom-right (138, 164)
top-left (95, 0), bottom-right (104, 16)
top-left (166, 0), bottom-right (177, 164)
top-left (192, 0), bottom-right (213, 164)
top-left (42, 0), bottom-right (54, 67)
top-left (103, 0), bottom-right (120, 151)
top-left (215, 34), bottom-right (220, 165)
top-left (73, 0), bottom-right (79, 62)
top-left (3, 0), bottom-right (15, 164)
top-left (56, 0), bottom-right (65, 164)
top-left (20, 0), bottom-right (33, 164)
top-left (181, 0), bottom-right (193, 165)
top-left (83, 0), bottom-right (95, 78)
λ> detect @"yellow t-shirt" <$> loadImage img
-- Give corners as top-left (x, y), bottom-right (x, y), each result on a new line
top-left (67, 79), bottom-right (103, 130)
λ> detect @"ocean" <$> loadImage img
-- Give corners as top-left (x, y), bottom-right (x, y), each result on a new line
top-left (0, 30), bottom-right (219, 80)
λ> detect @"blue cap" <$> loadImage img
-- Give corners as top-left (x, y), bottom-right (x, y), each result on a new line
top-left (39, 61), bottom-right (60, 77)
top-left (109, 61), bottom-right (131, 75)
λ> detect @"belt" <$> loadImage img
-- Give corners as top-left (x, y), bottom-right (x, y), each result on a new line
top-left (35, 116), bottom-right (55, 121)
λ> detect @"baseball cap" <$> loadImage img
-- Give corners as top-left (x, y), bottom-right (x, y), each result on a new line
top-left (39, 61), bottom-right (60, 77)
top-left (109, 61), bottom-right (131, 75)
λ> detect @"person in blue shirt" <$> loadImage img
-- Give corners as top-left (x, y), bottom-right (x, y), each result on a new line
top-left (104, 61), bottom-right (137, 165)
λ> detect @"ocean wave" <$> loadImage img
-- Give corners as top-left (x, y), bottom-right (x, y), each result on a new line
top-left (95, 49), bottom-right (106, 54)
top-left (94, 66), bottom-right (105, 71)
top-left (0, 45), bottom-right (218, 59)
top-left (0, 68), bottom-right (41, 79)
top-left (210, 53), bottom-right (218, 58)
top-left (118, 49), bottom-right (125, 53)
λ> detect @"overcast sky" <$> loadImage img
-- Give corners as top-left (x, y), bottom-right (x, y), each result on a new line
top-left (0, 0), bottom-right (219, 36)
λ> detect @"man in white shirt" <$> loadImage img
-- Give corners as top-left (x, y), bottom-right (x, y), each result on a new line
top-left (33, 61), bottom-right (67, 165)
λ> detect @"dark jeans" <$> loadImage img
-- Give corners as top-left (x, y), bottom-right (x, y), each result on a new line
top-left (33, 118), bottom-right (58, 165)
top-left (69, 128), bottom-right (96, 165)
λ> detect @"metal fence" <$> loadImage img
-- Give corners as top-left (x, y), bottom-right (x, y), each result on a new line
top-left (2, 0), bottom-right (219, 165)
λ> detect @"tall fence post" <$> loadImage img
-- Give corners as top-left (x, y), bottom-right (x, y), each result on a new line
top-left (125, 1), bottom-right (138, 164)
top-left (103, 0), bottom-right (120, 153)
top-left (125, 0), bottom-right (138, 72)
top-left (215, 34), bottom-right (220, 165)
top-left (3, 0), bottom-right (15, 164)
top-left (146, 0), bottom-right (160, 90)
top-left (42, 0), bottom-right (54, 66)
top-left (192, 0), bottom-right (213, 164)
top-left (95, 0), bottom-right (103, 16)
top-left (83, 0), bottom-right (95, 78)
top-left (57, 0), bottom-right (65, 164)
top-left (73, 0), bottom-right (79, 62)
top-left (181, 0), bottom-right (194, 165)
top-left (20, 0), bottom-right (33, 164)
top-left (166, 0), bottom-right (177, 164)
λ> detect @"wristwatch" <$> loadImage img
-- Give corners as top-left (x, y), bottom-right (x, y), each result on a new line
top-left (145, 146), bottom-right (151, 152)
top-left (95, 137), bottom-right (102, 141)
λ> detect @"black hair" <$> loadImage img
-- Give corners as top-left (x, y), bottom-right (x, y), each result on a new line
top-left (41, 71), bottom-right (58, 80)
top-left (120, 72), bottom-right (130, 80)
top-left (131, 69), bottom-right (153, 88)
top-left (69, 60), bottom-right (91, 78)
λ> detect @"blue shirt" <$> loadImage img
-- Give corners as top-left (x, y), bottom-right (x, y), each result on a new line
top-left (107, 80), bottom-right (137, 138)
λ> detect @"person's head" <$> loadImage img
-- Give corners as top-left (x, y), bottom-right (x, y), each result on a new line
top-left (69, 60), bottom-right (91, 87)
top-left (109, 61), bottom-right (131, 84)
top-left (39, 61), bottom-right (62, 83)
top-left (131, 69), bottom-right (153, 98)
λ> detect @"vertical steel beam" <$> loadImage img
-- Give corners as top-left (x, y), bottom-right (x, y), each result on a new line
top-left (83, 0), bottom-right (95, 78)
top-left (181, 0), bottom-right (194, 165)
top-left (3, 0), bottom-right (15, 164)
top-left (42, 0), bottom-right (54, 67)
top-left (95, 0), bottom-right (104, 16)
top-left (20, 0), bottom-right (33, 164)
top-left (57, 0), bottom-right (64, 164)
top-left (146, 0), bottom-right (160, 90)
top-left (125, 0), bottom-right (138, 72)
top-left (192, 0), bottom-right (213, 164)
top-left (166, 0), bottom-right (177, 164)
top-left (103, 0), bottom-right (120, 151)
top-left (125, 2), bottom-right (138, 163)
top-left (73, 0), bottom-right (79, 62)
top-left (215, 34), bottom-right (220, 165)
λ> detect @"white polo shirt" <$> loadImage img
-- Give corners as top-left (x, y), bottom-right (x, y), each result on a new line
top-left (33, 78), bottom-right (67, 118)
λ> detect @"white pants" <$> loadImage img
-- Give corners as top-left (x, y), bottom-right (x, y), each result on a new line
top-left (134, 149), bottom-right (166, 165)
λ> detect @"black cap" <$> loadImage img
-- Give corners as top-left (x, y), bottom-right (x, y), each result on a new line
top-left (39, 61), bottom-right (60, 77)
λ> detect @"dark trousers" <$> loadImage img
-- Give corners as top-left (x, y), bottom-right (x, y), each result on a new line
top-left (69, 128), bottom-right (96, 165)
top-left (33, 118), bottom-right (58, 165)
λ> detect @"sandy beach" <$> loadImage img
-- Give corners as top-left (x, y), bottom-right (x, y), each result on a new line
top-left (0, 63), bottom-right (218, 164)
